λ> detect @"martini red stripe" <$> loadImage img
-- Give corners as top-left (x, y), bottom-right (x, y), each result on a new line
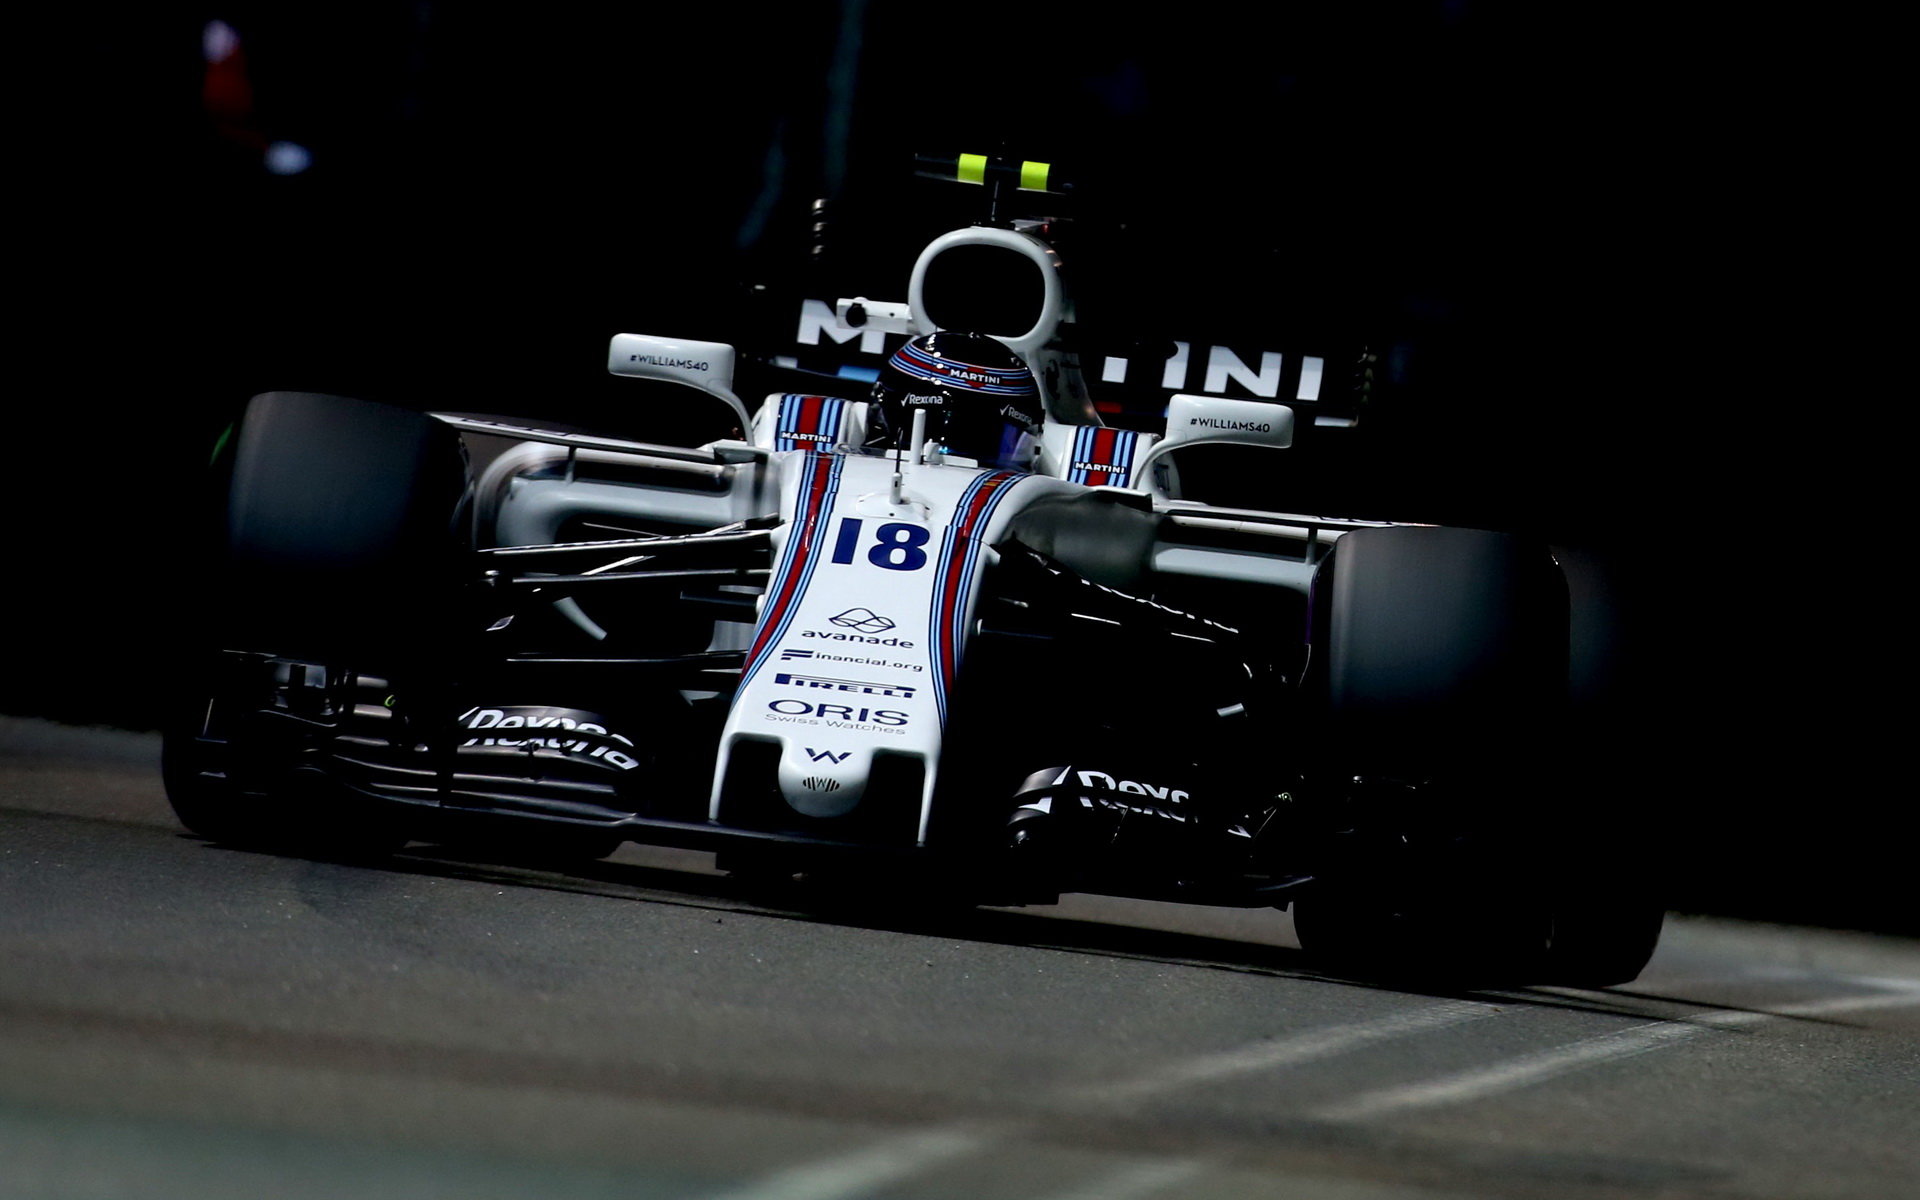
top-left (1091, 426), bottom-right (1119, 484)
top-left (934, 472), bottom-right (1018, 691)
top-left (745, 455), bottom-right (836, 667)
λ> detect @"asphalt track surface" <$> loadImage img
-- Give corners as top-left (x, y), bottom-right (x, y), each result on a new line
top-left (3, 716), bottom-right (1916, 1200)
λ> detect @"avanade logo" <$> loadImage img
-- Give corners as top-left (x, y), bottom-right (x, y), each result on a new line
top-left (829, 608), bottom-right (895, 634)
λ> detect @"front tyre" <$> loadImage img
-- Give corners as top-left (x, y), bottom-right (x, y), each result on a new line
top-left (1539, 878), bottom-right (1665, 987)
top-left (165, 391), bottom-right (464, 857)
top-left (1299, 527), bottom-right (1661, 984)
top-left (1313, 525), bottom-right (1567, 784)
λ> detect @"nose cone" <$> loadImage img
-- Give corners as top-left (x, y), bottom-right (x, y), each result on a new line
top-left (778, 744), bottom-right (869, 817)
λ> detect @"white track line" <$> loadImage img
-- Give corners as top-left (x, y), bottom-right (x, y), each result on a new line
top-left (1092, 999), bottom-right (1507, 1101)
top-left (700, 985), bottom-right (1920, 1196)
top-left (1317, 987), bottom-right (1920, 1122)
top-left (1034, 1158), bottom-right (1208, 1200)
top-left (1741, 967), bottom-right (1920, 993)
top-left (701, 1125), bottom-right (998, 1200)
top-left (703, 1001), bottom-right (1505, 1199)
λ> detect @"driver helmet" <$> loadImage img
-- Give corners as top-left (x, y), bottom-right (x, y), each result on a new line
top-left (869, 330), bottom-right (1044, 469)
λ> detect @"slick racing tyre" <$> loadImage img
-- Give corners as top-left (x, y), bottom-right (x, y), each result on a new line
top-left (219, 391), bottom-right (468, 661)
top-left (1291, 843), bottom-right (1549, 987)
top-left (162, 392), bottom-right (466, 856)
top-left (1295, 525), bottom-right (1661, 984)
top-left (1310, 525), bottom-right (1567, 784)
top-left (1537, 874), bottom-right (1666, 987)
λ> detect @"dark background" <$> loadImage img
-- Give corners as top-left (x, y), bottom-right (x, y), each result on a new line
top-left (16, 6), bottom-right (1892, 929)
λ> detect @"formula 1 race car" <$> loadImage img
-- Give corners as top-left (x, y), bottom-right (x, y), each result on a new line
top-left (164, 155), bottom-right (1662, 986)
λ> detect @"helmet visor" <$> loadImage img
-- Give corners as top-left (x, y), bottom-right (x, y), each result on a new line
top-left (933, 400), bottom-right (1038, 470)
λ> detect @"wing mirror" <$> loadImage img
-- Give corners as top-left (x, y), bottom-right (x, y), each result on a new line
top-left (1134, 394), bottom-right (1293, 498)
top-left (607, 333), bottom-right (752, 432)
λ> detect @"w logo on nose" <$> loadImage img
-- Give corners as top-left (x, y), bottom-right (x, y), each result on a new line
top-left (804, 748), bottom-right (850, 764)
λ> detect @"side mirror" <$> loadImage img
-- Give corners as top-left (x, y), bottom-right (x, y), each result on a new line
top-left (607, 333), bottom-right (751, 432)
top-left (1158, 393), bottom-right (1295, 449)
top-left (1136, 394), bottom-right (1294, 498)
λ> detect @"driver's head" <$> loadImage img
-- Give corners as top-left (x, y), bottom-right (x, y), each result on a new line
top-left (869, 331), bottom-right (1043, 469)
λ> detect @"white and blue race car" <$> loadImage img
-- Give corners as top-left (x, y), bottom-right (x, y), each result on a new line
top-left (165, 155), bottom-right (1662, 986)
